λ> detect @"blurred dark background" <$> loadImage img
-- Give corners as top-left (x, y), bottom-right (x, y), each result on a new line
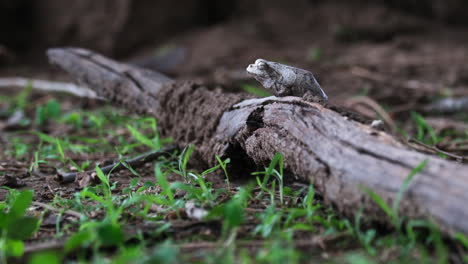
top-left (0, 0), bottom-right (467, 63)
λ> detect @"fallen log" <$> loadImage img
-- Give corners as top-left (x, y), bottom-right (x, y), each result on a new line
top-left (47, 48), bottom-right (468, 236)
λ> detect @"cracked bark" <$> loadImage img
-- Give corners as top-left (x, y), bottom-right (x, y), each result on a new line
top-left (48, 48), bottom-right (468, 236)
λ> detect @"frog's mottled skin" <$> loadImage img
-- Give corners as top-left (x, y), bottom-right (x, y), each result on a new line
top-left (246, 59), bottom-right (328, 102)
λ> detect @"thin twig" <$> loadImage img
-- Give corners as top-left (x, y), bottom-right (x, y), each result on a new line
top-left (31, 201), bottom-right (83, 219)
top-left (408, 138), bottom-right (467, 163)
top-left (24, 240), bottom-right (64, 254)
top-left (345, 96), bottom-right (398, 133)
top-left (349, 66), bottom-right (439, 93)
top-left (179, 233), bottom-right (350, 251)
top-left (0, 77), bottom-right (102, 99)
top-left (56, 145), bottom-right (178, 183)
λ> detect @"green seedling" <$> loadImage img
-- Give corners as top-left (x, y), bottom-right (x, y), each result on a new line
top-left (12, 83), bottom-right (32, 111)
top-left (363, 159), bottom-right (428, 231)
top-left (411, 112), bottom-right (440, 145)
top-left (28, 250), bottom-right (61, 264)
top-left (176, 145), bottom-right (194, 182)
top-left (0, 189), bottom-right (39, 261)
top-left (35, 99), bottom-right (61, 126)
top-left (215, 155), bottom-right (231, 189)
top-left (252, 152), bottom-right (285, 204)
top-left (254, 204), bottom-right (282, 238)
top-left (208, 186), bottom-right (251, 237)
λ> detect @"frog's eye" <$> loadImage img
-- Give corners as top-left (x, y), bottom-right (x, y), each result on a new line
top-left (255, 59), bottom-right (263, 64)
top-left (256, 60), bottom-right (267, 69)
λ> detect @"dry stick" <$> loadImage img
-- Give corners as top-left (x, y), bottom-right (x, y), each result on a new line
top-left (408, 139), bottom-right (467, 163)
top-left (349, 66), bottom-right (439, 93)
top-left (180, 239), bottom-right (322, 250)
top-left (47, 48), bottom-right (468, 236)
top-left (57, 145), bottom-right (177, 183)
top-left (345, 96), bottom-right (398, 133)
top-left (24, 240), bottom-right (65, 254)
top-left (0, 77), bottom-right (102, 99)
top-left (32, 201), bottom-right (83, 219)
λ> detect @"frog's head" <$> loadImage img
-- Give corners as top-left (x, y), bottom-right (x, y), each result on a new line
top-left (246, 59), bottom-right (282, 91)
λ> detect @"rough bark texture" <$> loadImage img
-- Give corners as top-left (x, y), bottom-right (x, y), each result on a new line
top-left (47, 48), bottom-right (468, 236)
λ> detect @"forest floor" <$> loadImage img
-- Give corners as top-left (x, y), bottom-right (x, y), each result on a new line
top-left (1, 2), bottom-right (468, 263)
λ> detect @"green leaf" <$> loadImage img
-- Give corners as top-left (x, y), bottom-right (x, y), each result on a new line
top-left (14, 83), bottom-right (32, 110)
top-left (127, 124), bottom-right (158, 149)
top-left (35, 99), bottom-right (61, 126)
top-left (8, 190), bottom-right (34, 224)
top-left (155, 165), bottom-right (174, 203)
top-left (61, 112), bottom-right (83, 128)
top-left (149, 241), bottom-right (179, 264)
top-left (7, 216), bottom-right (39, 240)
top-left (65, 230), bottom-right (93, 252)
top-left (55, 138), bottom-right (65, 162)
top-left (28, 250), bottom-right (61, 264)
top-left (95, 166), bottom-right (110, 187)
top-left (44, 100), bottom-right (61, 119)
top-left (34, 132), bottom-right (57, 144)
top-left (411, 112), bottom-right (439, 144)
top-left (361, 187), bottom-right (394, 222)
top-left (266, 152), bottom-right (283, 177)
top-left (224, 200), bottom-right (244, 230)
top-left (392, 159), bottom-right (428, 215)
top-left (455, 232), bottom-right (468, 248)
top-left (97, 223), bottom-right (124, 246)
top-left (178, 145), bottom-right (195, 180)
top-left (5, 239), bottom-right (24, 257)
top-left (80, 189), bottom-right (106, 205)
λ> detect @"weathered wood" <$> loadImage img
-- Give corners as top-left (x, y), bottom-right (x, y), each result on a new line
top-left (48, 48), bottom-right (468, 236)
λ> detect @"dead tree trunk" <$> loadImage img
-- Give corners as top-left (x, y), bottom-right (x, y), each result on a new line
top-left (48, 48), bottom-right (468, 236)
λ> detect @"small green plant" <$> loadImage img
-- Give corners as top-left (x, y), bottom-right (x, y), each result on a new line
top-left (177, 145), bottom-right (195, 181)
top-left (35, 99), bottom-right (61, 126)
top-left (252, 152), bottom-right (285, 204)
top-left (411, 112), bottom-right (440, 145)
top-left (209, 186), bottom-right (251, 237)
top-left (7, 137), bottom-right (30, 159)
top-left (0, 189), bottom-right (39, 262)
top-left (155, 164), bottom-right (175, 205)
top-left (255, 231), bottom-right (301, 264)
top-left (65, 167), bottom-right (126, 254)
top-left (28, 250), bottom-right (61, 264)
top-left (347, 210), bottom-right (377, 255)
top-left (127, 124), bottom-right (161, 150)
top-left (364, 159), bottom-right (428, 231)
top-left (12, 84), bottom-right (32, 111)
top-left (215, 155), bottom-right (231, 189)
top-left (254, 204), bottom-right (283, 238)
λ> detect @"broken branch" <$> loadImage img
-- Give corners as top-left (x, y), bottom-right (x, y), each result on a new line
top-left (0, 77), bottom-right (102, 99)
top-left (48, 48), bottom-right (468, 236)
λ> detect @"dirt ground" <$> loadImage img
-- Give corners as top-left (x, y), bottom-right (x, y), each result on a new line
top-left (1, 1), bottom-right (468, 262)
